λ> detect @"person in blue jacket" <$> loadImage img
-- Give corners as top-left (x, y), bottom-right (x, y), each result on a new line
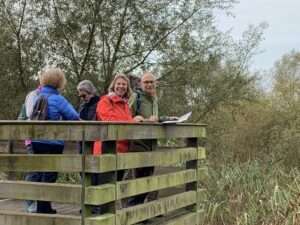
top-left (30, 67), bottom-right (79, 214)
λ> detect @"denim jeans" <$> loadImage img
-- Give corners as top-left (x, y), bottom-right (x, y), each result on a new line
top-left (25, 142), bottom-right (64, 213)
top-left (24, 144), bottom-right (38, 213)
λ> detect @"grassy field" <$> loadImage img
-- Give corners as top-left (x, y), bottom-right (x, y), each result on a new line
top-left (202, 160), bottom-right (300, 225)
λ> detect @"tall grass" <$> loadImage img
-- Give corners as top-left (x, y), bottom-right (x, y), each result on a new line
top-left (202, 160), bottom-right (300, 225)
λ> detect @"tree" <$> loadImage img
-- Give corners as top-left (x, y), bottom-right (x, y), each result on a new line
top-left (38, 0), bottom-right (235, 92)
top-left (157, 23), bottom-right (267, 121)
top-left (0, 0), bottom-right (46, 118)
top-left (0, 0), bottom-right (255, 119)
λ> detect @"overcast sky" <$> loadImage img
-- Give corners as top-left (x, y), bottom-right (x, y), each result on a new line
top-left (216, 0), bottom-right (300, 72)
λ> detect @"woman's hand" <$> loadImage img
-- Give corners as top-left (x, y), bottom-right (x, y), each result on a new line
top-left (143, 115), bottom-right (159, 122)
top-left (133, 115), bottom-right (144, 122)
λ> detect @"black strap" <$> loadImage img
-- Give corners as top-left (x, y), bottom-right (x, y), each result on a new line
top-left (136, 92), bottom-right (141, 115)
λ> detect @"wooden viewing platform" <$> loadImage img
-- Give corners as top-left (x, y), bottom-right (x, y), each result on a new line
top-left (0, 121), bottom-right (207, 225)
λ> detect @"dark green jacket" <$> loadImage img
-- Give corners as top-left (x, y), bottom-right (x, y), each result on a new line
top-left (129, 90), bottom-right (158, 118)
top-left (129, 90), bottom-right (158, 151)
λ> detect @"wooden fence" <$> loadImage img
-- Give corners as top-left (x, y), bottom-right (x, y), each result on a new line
top-left (0, 121), bottom-right (207, 225)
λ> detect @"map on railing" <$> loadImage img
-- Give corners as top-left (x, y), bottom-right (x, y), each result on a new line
top-left (162, 111), bottom-right (192, 124)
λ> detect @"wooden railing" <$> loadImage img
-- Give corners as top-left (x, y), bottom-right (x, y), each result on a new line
top-left (0, 121), bottom-right (207, 225)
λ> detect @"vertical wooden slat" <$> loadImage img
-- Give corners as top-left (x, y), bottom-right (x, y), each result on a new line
top-left (101, 141), bottom-right (117, 214)
top-left (81, 130), bottom-right (95, 224)
top-left (81, 130), bottom-right (87, 225)
top-left (185, 137), bottom-right (199, 224)
top-left (196, 136), bottom-right (207, 224)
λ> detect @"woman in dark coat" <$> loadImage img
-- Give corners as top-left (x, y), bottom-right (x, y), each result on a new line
top-left (77, 80), bottom-right (100, 121)
top-left (77, 80), bottom-right (100, 185)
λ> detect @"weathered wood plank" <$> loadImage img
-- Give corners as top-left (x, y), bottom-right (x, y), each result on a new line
top-left (117, 147), bottom-right (197, 170)
top-left (0, 121), bottom-right (206, 141)
top-left (0, 150), bottom-right (203, 173)
top-left (0, 154), bottom-right (116, 173)
top-left (0, 181), bottom-right (115, 205)
top-left (0, 210), bottom-right (81, 225)
top-left (0, 181), bottom-right (81, 204)
top-left (148, 211), bottom-right (198, 225)
top-left (0, 123), bottom-right (84, 141)
top-left (117, 169), bottom-right (196, 199)
top-left (85, 214), bottom-right (115, 225)
top-left (116, 191), bottom-right (196, 225)
top-left (85, 184), bottom-right (115, 205)
top-left (0, 211), bottom-right (116, 225)
top-left (197, 147), bottom-right (206, 159)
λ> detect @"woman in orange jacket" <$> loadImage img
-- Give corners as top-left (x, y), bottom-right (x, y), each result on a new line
top-left (93, 73), bottom-right (143, 154)
top-left (92, 73), bottom-right (143, 211)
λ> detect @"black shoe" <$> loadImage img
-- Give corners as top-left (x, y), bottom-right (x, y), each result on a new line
top-left (44, 209), bottom-right (57, 214)
top-left (92, 206), bottom-right (101, 215)
top-left (142, 219), bottom-right (150, 224)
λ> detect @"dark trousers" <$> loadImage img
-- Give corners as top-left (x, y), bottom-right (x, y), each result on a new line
top-left (24, 145), bottom-right (39, 212)
top-left (127, 140), bottom-right (157, 206)
top-left (127, 167), bottom-right (155, 206)
top-left (28, 142), bottom-right (64, 213)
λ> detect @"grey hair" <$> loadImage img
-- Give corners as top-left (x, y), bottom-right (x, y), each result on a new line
top-left (77, 80), bottom-right (97, 95)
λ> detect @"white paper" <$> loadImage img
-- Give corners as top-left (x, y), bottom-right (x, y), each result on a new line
top-left (162, 111), bottom-right (192, 124)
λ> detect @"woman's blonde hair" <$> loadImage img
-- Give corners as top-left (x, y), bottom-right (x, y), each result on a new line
top-left (108, 73), bottom-right (132, 98)
top-left (39, 67), bottom-right (66, 90)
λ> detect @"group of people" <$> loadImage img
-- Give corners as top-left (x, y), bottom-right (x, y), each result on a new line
top-left (21, 67), bottom-right (161, 214)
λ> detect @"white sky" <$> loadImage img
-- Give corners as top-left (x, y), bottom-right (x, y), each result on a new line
top-left (216, 0), bottom-right (300, 72)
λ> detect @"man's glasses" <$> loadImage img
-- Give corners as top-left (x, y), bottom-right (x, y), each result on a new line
top-left (143, 80), bottom-right (154, 84)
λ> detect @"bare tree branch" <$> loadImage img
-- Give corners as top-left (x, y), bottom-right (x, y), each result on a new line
top-left (15, 0), bottom-right (27, 90)
top-left (52, 0), bottom-right (80, 78)
top-left (107, 0), bottom-right (131, 77)
top-left (0, 0), bottom-right (18, 35)
top-left (125, 7), bottom-right (203, 74)
top-left (78, 0), bottom-right (104, 79)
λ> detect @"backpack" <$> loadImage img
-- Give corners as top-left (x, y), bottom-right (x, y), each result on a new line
top-left (135, 91), bottom-right (142, 116)
top-left (17, 104), bottom-right (27, 120)
top-left (30, 95), bottom-right (50, 120)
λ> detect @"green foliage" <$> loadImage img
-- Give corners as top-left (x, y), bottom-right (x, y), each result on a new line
top-left (158, 23), bottom-right (267, 120)
top-left (57, 173), bottom-right (81, 184)
top-left (203, 160), bottom-right (300, 225)
top-left (0, 0), bottom-right (241, 119)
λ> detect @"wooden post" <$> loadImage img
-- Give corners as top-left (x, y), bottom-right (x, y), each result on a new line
top-left (196, 137), bottom-right (207, 225)
top-left (100, 140), bottom-right (117, 213)
top-left (80, 131), bottom-right (93, 225)
top-left (185, 137), bottom-right (200, 225)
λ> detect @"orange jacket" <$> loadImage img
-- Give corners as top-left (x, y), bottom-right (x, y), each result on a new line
top-left (93, 93), bottom-right (133, 155)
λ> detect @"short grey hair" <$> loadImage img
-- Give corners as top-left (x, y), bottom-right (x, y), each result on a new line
top-left (77, 80), bottom-right (97, 95)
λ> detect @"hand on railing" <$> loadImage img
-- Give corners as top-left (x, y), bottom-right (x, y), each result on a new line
top-left (133, 115), bottom-right (144, 122)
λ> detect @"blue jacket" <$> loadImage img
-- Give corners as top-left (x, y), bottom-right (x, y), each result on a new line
top-left (32, 85), bottom-right (79, 147)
